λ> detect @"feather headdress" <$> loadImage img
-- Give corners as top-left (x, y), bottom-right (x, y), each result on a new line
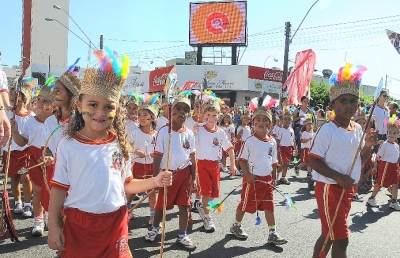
top-left (249, 92), bottom-right (276, 121)
top-left (81, 48), bottom-right (129, 102)
top-left (385, 114), bottom-right (400, 130)
top-left (19, 75), bottom-right (36, 103)
top-left (59, 58), bottom-right (82, 97)
top-left (329, 63), bottom-right (367, 101)
top-left (137, 93), bottom-right (161, 116)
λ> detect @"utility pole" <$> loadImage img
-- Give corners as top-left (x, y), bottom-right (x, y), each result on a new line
top-left (282, 21), bottom-right (291, 86)
top-left (100, 35), bottom-right (103, 50)
top-left (231, 46), bottom-right (237, 65)
top-left (196, 46), bottom-right (202, 65)
top-left (48, 54), bottom-right (51, 77)
top-left (385, 74), bottom-right (388, 90)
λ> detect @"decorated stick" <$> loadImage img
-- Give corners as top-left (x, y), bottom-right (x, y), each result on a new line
top-left (26, 161), bottom-right (45, 171)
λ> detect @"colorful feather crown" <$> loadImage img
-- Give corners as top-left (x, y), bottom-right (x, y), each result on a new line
top-left (249, 92), bottom-right (276, 121)
top-left (329, 63), bottom-right (367, 101)
top-left (385, 114), bottom-right (400, 129)
top-left (59, 58), bottom-right (82, 97)
top-left (22, 76), bottom-right (35, 87)
top-left (81, 48), bottom-right (130, 102)
top-left (134, 93), bottom-right (160, 116)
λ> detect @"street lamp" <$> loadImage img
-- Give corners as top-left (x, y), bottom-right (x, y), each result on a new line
top-left (53, 4), bottom-right (97, 50)
top-left (150, 57), bottom-right (167, 65)
top-left (263, 55), bottom-right (278, 68)
top-left (45, 18), bottom-right (96, 50)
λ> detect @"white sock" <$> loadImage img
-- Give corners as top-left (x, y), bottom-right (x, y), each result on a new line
top-left (24, 202), bottom-right (32, 207)
top-left (15, 200), bottom-right (22, 205)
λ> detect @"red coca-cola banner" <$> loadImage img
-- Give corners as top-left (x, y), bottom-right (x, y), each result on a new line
top-left (248, 66), bottom-right (283, 83)
top-left (149, 65), bottom-right (174, 92)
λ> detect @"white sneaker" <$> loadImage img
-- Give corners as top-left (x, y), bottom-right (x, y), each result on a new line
top-left (389, 201), bottom-right (400, 211)
top-left (22, 206), bottom-right (33, 217)
top-left (13, 202), bottom-right (23, 214)
top-left (144, 226), bottom-right (160, 242)
top-left (196, 201), bottom-right (206, 221)
top-left (367, 197), bottom-right (379, 207)
top-left (203, 215), bottom-right (216, 232)
top-left (43, 212), bottom-right (49, 229)
top-left (222, 166), bottom-right (228, 173)
top-left (32, 219), bottom-right (45, 236)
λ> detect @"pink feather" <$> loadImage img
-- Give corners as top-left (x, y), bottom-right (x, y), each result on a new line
top-left (192, 90), bottom-right (201, 96)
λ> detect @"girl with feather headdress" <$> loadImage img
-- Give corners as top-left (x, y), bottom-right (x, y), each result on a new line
top-left (231, 93), bottom-right (287, 245)
top-left (10, 77), bottom-right (55, 236)
top-left (47, 49), bottom-right (172, 257)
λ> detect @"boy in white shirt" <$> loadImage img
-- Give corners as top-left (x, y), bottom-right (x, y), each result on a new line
top-left (231, 97), bottom-right (287, 245)
top-left (156, 99), bottom-right (169, 131)
top-left (185, 98), bottom-right (204, 132)
top-left (194, 99), bottom-right (236, 232)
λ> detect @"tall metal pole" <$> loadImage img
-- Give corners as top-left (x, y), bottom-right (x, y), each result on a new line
top-left (48, 54), bottom-right (51, 77)
top-left (282, 22), bottom-right (291, 85)
top-left (100, 35), bottom-right (104, 50)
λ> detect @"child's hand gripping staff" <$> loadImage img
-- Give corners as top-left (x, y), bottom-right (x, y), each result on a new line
top-left (0, 75), bottom-right (23, 242)
top-left (159, 70), bottom-right (179, 258)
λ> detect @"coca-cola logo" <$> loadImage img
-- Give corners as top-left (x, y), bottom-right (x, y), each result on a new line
top-left (263, 70), bottom-right (283, 82)
top-left (153, 73), bottom-right (168, 86)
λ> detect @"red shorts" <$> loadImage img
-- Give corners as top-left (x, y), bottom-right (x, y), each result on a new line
top-left (197, 160), bottom-right (220, 198)
top-left (300, 148), bottom-right (309, 163)
top-left (362, 155), bottom-right (373, 169)
top-left (61, 206), bottom-right (131, 258)
top-left (376, 161), bottom-right (399, 188)
top-left (238, 175), bottom-right (274, 213)
top-left (41, 164), bottom-right (54, 212)
top-left (279, 146), bottom-right (293, 165)
top-left (315, 182), bottom-right (354, 241)
top-left (235, 140), bottom-right (243, 155)
top-left (132, 163), bottom-right (153, 179)
top-left (154, 167), bottom-right (191, 210)
top-left (1, 150), bottom-right (28, 179)
top-left (27, 146), bottom-right (44, 187)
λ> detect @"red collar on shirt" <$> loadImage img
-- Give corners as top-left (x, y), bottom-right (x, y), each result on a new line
top-left (15, 110), bottom-right (31, 117)
top-left (203, 125), bottom-right (218, 133)
top-left (254, 134), bottom-right (272, 142)
top-left (172, 125), bottom-right (186, 133)
top-left (331, 120), bottom-right (356, 131)
top-left (74, 131), bottom-right (116, 145)
top-left (140, 127), bottom-right (156, 135)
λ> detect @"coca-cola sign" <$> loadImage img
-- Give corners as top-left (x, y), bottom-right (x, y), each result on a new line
top-left (149, 65), bottom-right (174, 92)
top-left (248, 66), bottom-right (283, 83)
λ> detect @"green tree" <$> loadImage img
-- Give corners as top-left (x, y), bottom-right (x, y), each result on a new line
top-left (359, 91), bottom-right (374, 105)
top-left (310, 80), bottom-right (330, 108)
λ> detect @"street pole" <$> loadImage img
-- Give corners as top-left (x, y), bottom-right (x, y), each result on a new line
top-left (48, 54), bottom-right (51, 77)
top-left (100, 35), bottom-right (103, 50)
top-left (282, 22), bottom-right (291, 85)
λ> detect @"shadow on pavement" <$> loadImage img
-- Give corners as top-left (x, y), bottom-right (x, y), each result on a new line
top-left (349, 203), bottom-right (392, 233)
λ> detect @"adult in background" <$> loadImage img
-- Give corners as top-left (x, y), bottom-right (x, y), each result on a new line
top-left (292, 96), bottom-right (313, 156)
top-left (372, 90), bottom-right (389, 151)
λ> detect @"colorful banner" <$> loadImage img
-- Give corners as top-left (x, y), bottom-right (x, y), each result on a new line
top-left (386, 29), bottom-right (400, 54)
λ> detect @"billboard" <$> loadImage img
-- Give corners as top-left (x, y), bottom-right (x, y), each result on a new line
top-left (189, 1), bottom-right (247, 46)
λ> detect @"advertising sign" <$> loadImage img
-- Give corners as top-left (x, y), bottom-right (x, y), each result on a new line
top-left (247, 66), bottom-right (283, 94)
top-left (148, 65), bottom-right (174, 92)
top-left (189, 1), bottom-right (247, 46)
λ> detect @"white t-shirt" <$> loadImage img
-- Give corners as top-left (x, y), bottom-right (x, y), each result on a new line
top-left (21, 116), bottom-right (45, 149)
top-left (238, 135), bottom-right (278, 176)
top-left (52, 132), bottom-right (132, 214)
top-left (237, 125), bottom-right (252, 141)
top-left (6, 110), bottom-right (34, 151)
top-left (129, 127), bottom-right (157, 164)
top-left (156, 116), bottom-right (169, 131)
top-left (277, 127), bottom-right (295, 147)
top-left (195, 125), bottom-right (233, 161)
top-left (301, 131), bottom-right (314, 149)
top-left (377, 141), bottom-right (399, 163)
top-left (43, 115), bottom-right (69, 155)
top-left (0, 70), bottom-right (8, 91)
top-left (272, 125), bottom-right (280, 137)
top-left (126, 119), bottom-right (138, 134)
top-left (154, 126), bottom-right (195, 170)
top-left (221, 124), bottom-right (235, 142)
top-left (185, 116), bottom-right (204, 132)
top-left (372, 106), bottom-right (388, 134)
top-left (310, 121), bottom-right (363, 184)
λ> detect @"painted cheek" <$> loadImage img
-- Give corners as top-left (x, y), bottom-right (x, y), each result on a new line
top-left (108, 111), bottom-right (116, 120)
top-left (43, 105), bottom-right (52, 110)
top-left (55, 95), bottom-right (64, 102)
top-left (82, 108), bottom-right (93, 117)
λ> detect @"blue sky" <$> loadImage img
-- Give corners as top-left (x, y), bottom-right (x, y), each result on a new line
top-left (1, 0), bottom-right (400, 97)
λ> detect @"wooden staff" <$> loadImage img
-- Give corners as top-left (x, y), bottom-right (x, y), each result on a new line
top-left (318, 99), bottom-right (378, 258)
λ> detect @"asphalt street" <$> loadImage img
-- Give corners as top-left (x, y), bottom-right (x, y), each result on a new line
top-left (1, 168), bottom-right (400, 258)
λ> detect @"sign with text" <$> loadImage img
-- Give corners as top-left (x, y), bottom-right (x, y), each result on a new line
top-left (148, 65), bottom-right (174, 92)
top-left (247, 66), bottom-right (283, 94)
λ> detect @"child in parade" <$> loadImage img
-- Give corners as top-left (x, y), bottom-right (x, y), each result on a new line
top-left (366, 115), bottom-right (400, 210)
top-left (3, 78), bottom-right (35, 217)
top-left (194, 99), bottom-right (236, 232)
top-left (41, 62), bottom-right (81, 222)
top-left (235, 112), bottom-right (252, 171)
top-left (11, 80), bottom-right (54, 236)
top-left (231, 95), bottom-right (287, 245)
top-left (156, 99), bottom-right (169, 130)
top-left (145, 95), bottom-right (197, 250)
top-left (185, 97), bottom-right (204, 132)
top-left (276, 109), bottom-right (297, 185)
top-left (220, 112), bottom-right (235, 173)
top-left (309, 64), bottom-right (377, 258)
top-left (47, 50), bottom-right (172, 257)
top-left (128, 93), bottom-right (160, 224)
top-left (295, 117), bottom-right (314, 177)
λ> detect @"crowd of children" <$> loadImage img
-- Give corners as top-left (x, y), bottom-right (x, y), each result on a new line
top-left (1, 55), bottom-right (400, 258)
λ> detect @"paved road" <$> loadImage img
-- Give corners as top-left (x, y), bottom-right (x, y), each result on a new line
top-left (1, 168), bottom-right (400, 258)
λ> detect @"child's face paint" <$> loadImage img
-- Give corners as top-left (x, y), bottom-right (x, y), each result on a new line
top-left (55, 95), bottom-right (64, 102)
top-left (108, 111), bottom-right (116, 120)
top-left (50, 81), bottom-right (70, 108)
top-left (82, 108), bottom-right (93, 117)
